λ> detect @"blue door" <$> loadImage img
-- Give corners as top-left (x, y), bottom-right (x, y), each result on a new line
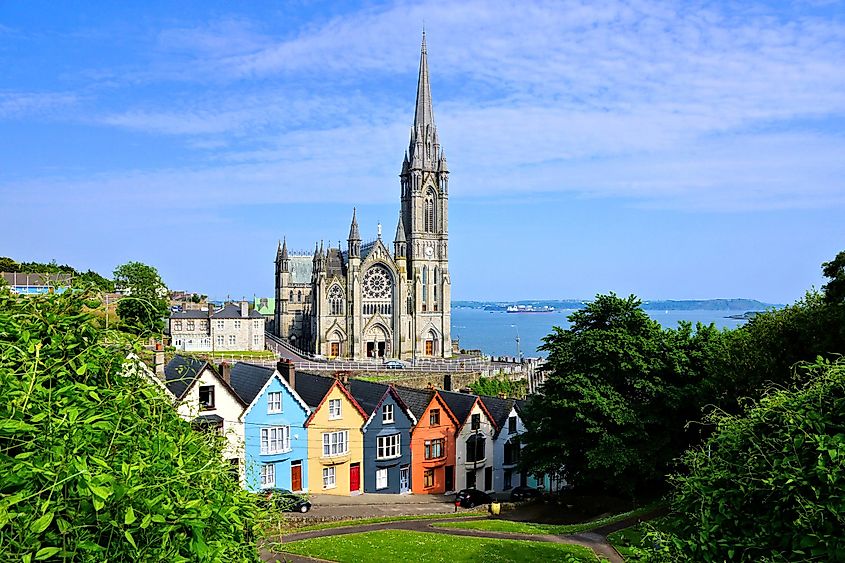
top-left (400, 466), bottom-right (410, 493)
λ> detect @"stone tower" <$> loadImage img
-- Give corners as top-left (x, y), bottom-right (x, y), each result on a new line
top-left (399, 32), bottom-right (452, 358)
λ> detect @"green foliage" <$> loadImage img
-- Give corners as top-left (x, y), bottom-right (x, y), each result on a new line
top-left (662, 358), bottom-right (845, 562)
top-left (822, 250), bottom-right (845, 304)
top-left (470, 375), bottom-right (527, 399)
top-left (520, 293), bottom-right (717, 497)
top-left (113, 261), bottom-right (169, 336)
top-left (0, 256), bottom-right (114, 292)
top-left (0, 290), bottom-right (259, 562)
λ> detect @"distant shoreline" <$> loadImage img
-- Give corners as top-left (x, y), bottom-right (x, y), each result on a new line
top-left (454, 298), bottom-right (781, 312)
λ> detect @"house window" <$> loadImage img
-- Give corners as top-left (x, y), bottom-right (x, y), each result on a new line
top-left (234, 320), bottom-right (241, 329)
top-left (255, 320), bottom-right (263, 329)
top-left (228, 335), bottom-right (236, 345)
top-left (260, 426), bottom-right (290, 454)
top-left (186, 320), bottom-right (195, 331)
top-left (174, 338), bottom-right (183, 348)
top-left (424, 469), bottom-right (435, 488)
top-left (382, 404), bottom-right (394, 424)
top-left (424, 438), bottom-right (444, 460)
top-left (376, 468), bottom-right (388, 490)
top-left (466, 435), bottom-right (486, 463)
top-left (471, 413), bottom-right (481, 430)
top-left (260, 464), bottom-right (275, 488)
top-left (199, 319), bottom-right (208, 331)
top-left (504, 438), bottom-right (521, 466)
top-left (217, 320), bottom-right (224, 330)
top-left (216, 335), bottom-right (224, 346)
top-left (322, 431), bottom-right (349, 457)
top-left (173, 320), bottom-right (183, 331)
top-left (199, 386), bottom-right (215, 410)
top-left (504, 469), bottom-right (513, 490)
top-left (267, 392), bottom-right (282, 413)
top-left (429, 409), bottom-right (440, 426)
top-left (328, 399), bottom-right (342, 420)
top-left (253, 334), bottom-right (261, 346)
top-left (377, 434), bottom-right (401, 460)
top-left (508, 416), bottom-right (517, 434)
top-left (322, 467), bottom-right (336, 489)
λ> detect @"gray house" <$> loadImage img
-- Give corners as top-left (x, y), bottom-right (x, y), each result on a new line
top-left (347, 380), bottom-right (417, 494)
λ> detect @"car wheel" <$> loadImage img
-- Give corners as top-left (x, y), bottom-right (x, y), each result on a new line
top-left (300, 504), bottom-right (310, 513)
top-left (467, 501), bottom-right (475, 508)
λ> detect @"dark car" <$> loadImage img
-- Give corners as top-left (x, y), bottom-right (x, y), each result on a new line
top-left (509, 485), bottom-right (542, 502)
top-left (455, 488), bottom-right (493, 508)
top-left (261, 488), bottom-right (312, 513)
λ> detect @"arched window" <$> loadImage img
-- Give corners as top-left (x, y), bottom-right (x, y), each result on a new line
top-left (422, 266), bottom-right (428, 312)
top-left (424, 190), bottom-right (436, 233)
top-left (289, 290), bottom-right (294, 301)
top-left (433, 267), bottom-right (439, 312)
top-left (362, 265), bottom-right (393, 317)
top-left (328, 285), bottom-right (344, 316)
top-left (297, 290), bottom-right (302, 303)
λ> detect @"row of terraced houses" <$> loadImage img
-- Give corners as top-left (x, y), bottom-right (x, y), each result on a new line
top-left (149, 354), bottom-right (557, 496)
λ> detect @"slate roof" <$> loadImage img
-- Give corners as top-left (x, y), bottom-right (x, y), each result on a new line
top-left (213, 302), bottom-right (264, 319)
top-left (163, 355), bottom-right (208, 400)
top-left (346, 379), bottom-right (390, 416)
top-left (229, 362), bottom-right (274, 406)
top-left (438, 389), bottom-right (478, 427)
top-left (290, 372), bottom-right (336, 409)
top-left (325, 247), bottom-right (347, 279)
top-left (289, 256), bottom-right (313, 285)
top-left (169, 309), bottom-right (210, 319)
top-left (395, 386), bottom-right (435, 420)
top-left (478, 395), bottom-right (515, 438)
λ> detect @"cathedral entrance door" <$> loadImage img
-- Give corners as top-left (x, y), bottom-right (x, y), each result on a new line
top-left (330, 342), bottom-right (340, 358)
top-left (425, 340), bottom-right (433, 356)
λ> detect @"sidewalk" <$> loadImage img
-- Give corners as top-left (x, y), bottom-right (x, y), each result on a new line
top-left (298, 492), bottom-right (458, 520)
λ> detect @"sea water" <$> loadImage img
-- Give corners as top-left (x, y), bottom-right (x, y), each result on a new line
top-left (451, 308), bottom-right (749, 358)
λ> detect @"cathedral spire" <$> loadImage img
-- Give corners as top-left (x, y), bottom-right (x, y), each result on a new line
top-left (413, 31), bottom-right (435, 134)
top-left (348, 207), bottom-right (360, 241)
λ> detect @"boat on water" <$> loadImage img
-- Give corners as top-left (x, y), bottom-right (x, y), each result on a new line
top-left (506, 305), bottom-right (556, 313)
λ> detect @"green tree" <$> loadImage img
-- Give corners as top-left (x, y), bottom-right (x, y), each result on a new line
top-left (822, 250), bottom-right (845, 304)
top-left (0, 257), bottom-right (20, 272)
top-left (520, 293), bottom-right (713, 497)
top-left (114, 261), bottom-right (169, 335)
top-left (659, 359), bottom-right (845, 562)
top-left (470, 375), bottom-right (527, 399)
top-left (0, 290), bottom-right (259, 561)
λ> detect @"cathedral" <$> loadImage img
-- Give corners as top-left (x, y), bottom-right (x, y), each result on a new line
top-left (273, 34), bottom-right (452, 360)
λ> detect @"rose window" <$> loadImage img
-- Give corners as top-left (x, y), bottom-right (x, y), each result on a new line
top-left (363, 267), bottom-right (392, 299)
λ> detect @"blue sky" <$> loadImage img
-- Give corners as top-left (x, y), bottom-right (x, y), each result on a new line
top-left (1, 0), bottom-right (843, 304)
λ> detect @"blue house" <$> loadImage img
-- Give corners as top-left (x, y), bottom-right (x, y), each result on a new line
top-left (347, 379), bottom-right (417, 494)
top-left (230, 360), bottom-right (311, 493)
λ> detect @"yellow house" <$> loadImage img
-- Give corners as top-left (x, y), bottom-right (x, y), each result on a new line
top-left (301, 375), bottom-right (367, 495)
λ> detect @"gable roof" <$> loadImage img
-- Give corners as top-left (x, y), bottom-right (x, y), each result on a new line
top-left (478, 395), bottom-right (515, 438)
top-left (163, 355), bottom-right (208, 400)
top-left (240, 370), bottom-right (311, 420)
top-left (228, 362), bottom-right (274, 406)
top-left (395, 386), bottom-right (435, 419)
top-left (439, 389), bottom-right (498, 431)
top-left (351, 383), bottom-right (418, 431)
top-left (290, 372), bottom-right (336, 409)
top-left (303, 376), bottom-right (369, 427)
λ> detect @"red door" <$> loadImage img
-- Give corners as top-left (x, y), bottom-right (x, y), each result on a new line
top-left (291, 462), bottom-right (302, 492)
top-left (349, 463), bottom-right (360, 492)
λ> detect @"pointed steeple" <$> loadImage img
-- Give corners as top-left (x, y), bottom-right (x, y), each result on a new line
top-left (348, 207), bottom-right (360, 241)
top-left (280, 237), bottom-right (289, 273)
top-left (281, 237), bottom-right (289, 260)
top-left (413, 31), bottom-right (435, 134)
top-left (394, 212), bottom-right (406, 243)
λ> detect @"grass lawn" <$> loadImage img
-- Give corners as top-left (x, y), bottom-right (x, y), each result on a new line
top-left (607, 524), bottom-right (649, 561)
top-left (281, 530), bottom-right (604, 562)
top-left (432, 502), bottom-right (661, 536)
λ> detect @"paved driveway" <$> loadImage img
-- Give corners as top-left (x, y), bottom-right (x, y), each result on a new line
top-left (302, 493), bottom-right (458, 519)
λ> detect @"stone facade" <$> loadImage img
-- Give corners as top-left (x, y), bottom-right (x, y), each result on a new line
top-left (274, 34), bottom-right (452, 360)
top-left (170, 301), bottom-right (266, 352)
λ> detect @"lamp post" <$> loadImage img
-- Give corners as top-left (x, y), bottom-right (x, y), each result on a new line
top-left (510, 324), bottom-right (522, 363)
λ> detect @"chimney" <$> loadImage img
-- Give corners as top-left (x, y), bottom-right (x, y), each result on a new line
top-left (426, 382), bottom-right (435, 391)
top-left (154, 351), bottom-right (165, 378)
top-left (334, 371), bottom-right (349, 386)
top-left (240, 300), bottom-right (249, 318)
top-left (220, 361), bottom-right (231, 385)
top-left (277, 358), bottom-right (295, 390)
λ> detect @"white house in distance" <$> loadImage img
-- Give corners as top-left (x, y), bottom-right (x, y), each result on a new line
top-left (169, 301), bottom-right (266, 352)
top-left (160, 355), bottom-right (247, 477)
top-left (440, 390), bottom-right (497, 493)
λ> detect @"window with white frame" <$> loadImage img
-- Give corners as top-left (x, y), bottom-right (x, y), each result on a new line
top-left (322, 430), bottom-right (348, 457)
top-left (173, 320), bottom-right (183, 331)
top-left (382, 403), bottom-right (394, 424)
top-left (260, 464), bottom-right (275, 488)
top-left (328, 399), bottom-right (342, 419)
top-left (377, 434), bottom-right (401, 460)
top-left (376, 468), bottom-right (388, 490)
top-left (228, 335), bottom-right (236, 345)
top-left (234, 320), bottom-right (241, 329)
top-left (260, 426), bottom-right (290, 454)
top-left (253, 334), bottom-right (261, 346)
top-left (255, 320), bottom-right (263, 329)
top-left (216, 335), bottom-right (224, 346)
top-left (216, 320), bottom-right (224, 330)
top-left (199, 319), bottom-right (208, 331)
top-left (267, 392), bottom-right (282, 414)
top-left (186, 320), bottom-right (195, 331)
top-left (322, 467), bottom-right (336, 489)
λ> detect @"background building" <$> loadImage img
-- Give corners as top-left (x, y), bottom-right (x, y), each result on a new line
top-left (169, 301), bottom-right (265, 352)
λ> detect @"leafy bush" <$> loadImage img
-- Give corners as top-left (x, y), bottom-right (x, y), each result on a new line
top-left (0, 290), bottom-right (259, 562)
top-left (664, 358), bottom-right (845, 562)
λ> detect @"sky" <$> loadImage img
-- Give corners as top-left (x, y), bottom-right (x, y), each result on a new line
top-left (1, 0), bottom-right (843, 304)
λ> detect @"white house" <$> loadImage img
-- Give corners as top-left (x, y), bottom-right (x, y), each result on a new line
top-left (440, 390), bottom-right (498, 493)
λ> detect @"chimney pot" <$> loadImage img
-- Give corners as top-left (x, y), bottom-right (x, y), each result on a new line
top-left (220, 361), bottom-right (232, 384)
top-left (154, 351), bottom-right (165, 378)
top-left (277, 358), bottom-right (296, 390)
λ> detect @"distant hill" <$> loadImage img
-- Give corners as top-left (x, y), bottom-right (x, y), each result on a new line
top-left (0, 256), bottom-right (114, 292)
top-left (453, 298), bottom-right (781, 312)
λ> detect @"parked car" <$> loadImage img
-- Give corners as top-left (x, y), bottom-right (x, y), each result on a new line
top-left (455, 488), bottom-right (493, 508)
top-left (383, 359), bottom-right (405, 369)
top-left (509, 485), bottom-right (542, 502)
top-left (261, 488), bottom-right (312, 513)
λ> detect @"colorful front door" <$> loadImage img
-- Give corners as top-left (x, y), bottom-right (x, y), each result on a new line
top-left (350, 463), bottom-right (361, 492)
top-left (425, 340), bottom-right (433, 355)
top-left (291, 462), bottom-right (302, 492)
